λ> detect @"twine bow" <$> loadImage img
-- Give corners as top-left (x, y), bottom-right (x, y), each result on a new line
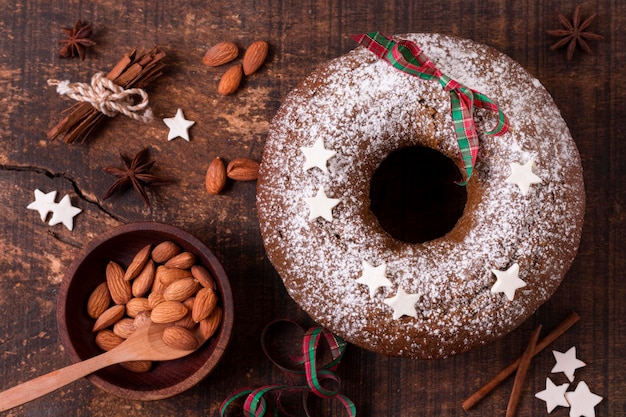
top-left (352, 32), bottom-right (509, 184)
top-left (220, 320), bottom-right (356, 417)
top-left (47, 72), bottom-right (153, 123)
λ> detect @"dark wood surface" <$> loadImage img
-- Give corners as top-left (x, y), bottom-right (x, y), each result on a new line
top-left (0, 1), bottom-right (623, 416)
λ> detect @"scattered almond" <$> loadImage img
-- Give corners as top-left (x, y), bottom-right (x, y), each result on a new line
top-left (131, 260), bottom-right (155, 298)
top-left (125, 297), bottom-right (150, 318)
top-left (87, 282), bottom-right (111, 319)
top-left (205, 157), bottom-right (227, 195)
top-left (163, 277), bottom-right (200, 302)
top-left (227, 157), bottom-right (260, 181)
top-left (106, 261), bottom-right (132, 305)
top-left (120, 360), bottom-right (152, 373)
top-left (151, 300), bottom-right (188, 324)
top-left (123, 244), bottom-right (151, 281)
top-left (217, 63), bottom-right (243, 95)
top-left (164, 252), bottom-right (196, 269)
top-left (113, 317), bottom-right (136, 339)
top-left (243, 41), bottom-right (268, 75)
top-left (157, 266), bottom-right (194, 287)
top-left (95, 329), bottom-right (124, 351)
top-left (202, 41), bottom-right (238, 67)
top-left (192, 287), bottom-right (218, 323)
top-left (162, 325), bottom-right (199, 351)
top-left (133, 311), bottom-right (152, 328)
top-left (199, 306), bottom-right (222, 340)
top-left (191, 265), bottom-right (216, 289)
top-left (151, 241), bottom-right (180, 263)
top-left (148, 291), bottom-right (166, 309)
top-left (93, 305), bottom-right (125, 332)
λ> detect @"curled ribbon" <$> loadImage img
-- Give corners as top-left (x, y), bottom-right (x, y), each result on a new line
top-left (47, 72), bottom-right (153, 123)
top-left (219, 320), bottom-right (356, 417)
top-left (352, 32), bottom-right (509, 185)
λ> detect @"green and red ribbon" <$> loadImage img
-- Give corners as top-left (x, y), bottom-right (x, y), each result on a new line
top-left (219, 320), bottom-right (356, 417)
top-left (352, 32), bottom-right (509, 184)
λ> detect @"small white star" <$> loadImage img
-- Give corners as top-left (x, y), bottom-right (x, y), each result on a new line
top-left (491, 263), bottom-right (526, 301)
top-left (356, 260), bottom-right (392, 298)
top-left (535, 377), bottom-right (570, 413)
top-left (48, 194), bottom-right (82, 231)
top-left (27, 189), bottom-right (58, 221)
top-left (163, 108), bottom-right (195, 141)
top-left (303, 186), bottom-right (340, 222)
top-left (565, 381), bottom-right (603, 417)
top-left (552, 346), bottom-right (586, 382)
top-left (383, 287), bottom-right (420, 320)
top-left (301, 138), bottom-right (336, 173)
top-left (505, 158), bottom-right (542, 196)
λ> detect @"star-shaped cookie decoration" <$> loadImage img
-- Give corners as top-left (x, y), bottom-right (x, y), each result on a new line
top-left (48, 194), bottom-right (82, 231)
top-left (383, 287), bottom-right (419, 320)
top-left (163, 108), bottom-right (195, 141)
top-left (565, 381), bottom-right (603, 417)
top-left (356, 260), bottom-right (392, 298)
top-left (535, 377), bottom-right (570, 413)
top-left (505, 158), bottom-right (542, 196)
top-left (490, 263), bottom-right (526, 301)
top-left (301, 138), bottom-right (336, 173)
top-left (304, 186), bottom-right (340, 222)
top-left (27, 189), bottom-right (58, 221)
top-left (551, 346), bottom-right (586, 382)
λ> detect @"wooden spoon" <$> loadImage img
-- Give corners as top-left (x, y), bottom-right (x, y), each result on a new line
top-left (0, 321), bottom-right (205, 412)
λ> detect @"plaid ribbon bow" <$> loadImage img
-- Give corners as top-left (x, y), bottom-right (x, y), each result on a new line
top-left (219, 320), bottom-right (356, 417)
top-left (352, 32), bottom-right (509, 184)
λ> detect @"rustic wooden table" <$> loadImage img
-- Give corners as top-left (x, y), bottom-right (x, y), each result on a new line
top-left (0, 0), bottom-right (623, 416)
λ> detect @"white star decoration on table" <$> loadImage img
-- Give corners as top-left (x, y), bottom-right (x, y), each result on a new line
top-left (565, 381), bottom-right (603, 417)
top-left (163, 108), bottom-right (195, 141)
top-left (356, 260), bottom-right (392, 298)
top-left (383, 287), bottom-right (419, 320)
top-left (552, 346), bottom-right (586, 382)
top-left (535, 377), bottom-right (570, 413)
top-left (300, 138), bottom-right (336, 173)
top-left (505, 158), bottom-right (542, 196)
top-left (304, 186), bottom-right (340, 222)
top-left (26, 189), bottom-right (58, 221)
top-left (27, 190), bottom-right (81, 231)
top-left (490, 263), bottom-right (526, 301)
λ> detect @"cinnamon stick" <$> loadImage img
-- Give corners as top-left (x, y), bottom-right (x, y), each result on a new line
top-left (505, 325), bottom-right (541, 417)
top-left (47, 46), bottom-right (166, 143)
top-left (462, 311), bottom-right (579, 411)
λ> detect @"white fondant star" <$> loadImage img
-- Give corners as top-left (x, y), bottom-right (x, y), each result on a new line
top-left (535, 377), bottom-right (570, 413)
top-left (383, 287), bottom-right (420, 320)
top-left (356, 260), bottom-right (392, 298)
top-left (48, 194), bottom-right (82, 231)
top-left (552, 346), bottom-right (586, 382)
top-left (490, 263), bottom-right (526, 301)
top-left (163, 108), bottom-right (195, 141)
top-left (27, 189), bottom-right (58, 221)
top-left (565, 381), bottom-right (603, 417)
top-left (304, 186), bottom-right (340, 222)
top-left (301, 138), bottom-right (336, 173)
top-left (505, 158), bottom-right (542, 196)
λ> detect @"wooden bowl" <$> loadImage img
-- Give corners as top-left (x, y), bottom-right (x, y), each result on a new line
top-left (56, 222), bottom-right (233, 400)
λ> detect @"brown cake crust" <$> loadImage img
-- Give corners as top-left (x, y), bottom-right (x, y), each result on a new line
top-left (256, 33), bottom-right (585, 358)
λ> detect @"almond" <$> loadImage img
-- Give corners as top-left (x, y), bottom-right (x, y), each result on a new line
top-left (192, 287), bottom-right (218, 323)
top-left (243, 41), bottom-right (268, 75)
top-left (92, 304), bottom-right (125, 332)
top-left (226, 157), bottom-right (260, 181)
top-left (162, 325), bottom-right (199, 351)
top-left (217, 63), bottom-right (243, 96)
top-left (148, 291), bottom-right (166, 309)
top-left (123, 244), bottom-right (151, 281)
top-left (95, 329), bottom-right (124, 351)
top-left (151, 300), bottom-right (188, 324)
top-left (112, 317), bottom-right (136, 339)
top-left (87, 282), bottom-right (111, 319)
top-left (133, 310), bottom-right (152, 328)
top-left (120, 360), bottom-right (153, 373)
top-left (173, 313), bottom-right (196, 330)
top-left (106, 261), bottom-right (132, 305)
top-left (205, 157), bottom-right (227, 195)
top-left (157, 266), bottom-right (193, 287)
top-left (125, 297), bottom-right (151, 318)
top-left (164, 251), bottom-right (196, 269)
top-left (131, 259), bottom-right (155, 298)
top-left (191, 265), bottom-right (216, 289)
top-left (202, 41), bottom-right (238, 67)
top-left (152, 241), bottom-right (180, 263)
top-left (163, 277), bottom-right (200, 302)
top-left (199, 306), bottom-right (222, 340)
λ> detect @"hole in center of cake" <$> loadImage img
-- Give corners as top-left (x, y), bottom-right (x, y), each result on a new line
top-left (369, 146), bottom-right (467, 244)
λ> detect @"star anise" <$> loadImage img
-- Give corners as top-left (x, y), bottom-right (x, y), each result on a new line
top-left (59, 20), bottom-right (96, 60)
top-left (547, 5), bottom-right (604, 61)
top-left (103, 148), bottom-right (168, 207)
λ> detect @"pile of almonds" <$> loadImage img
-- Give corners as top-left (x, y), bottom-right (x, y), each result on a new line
top-left (205, 156), bottom-right (260, 195)
top-left (202, 40), bottom-right (269, 95)
top-left (87, 241), bottom-right (222, 372)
